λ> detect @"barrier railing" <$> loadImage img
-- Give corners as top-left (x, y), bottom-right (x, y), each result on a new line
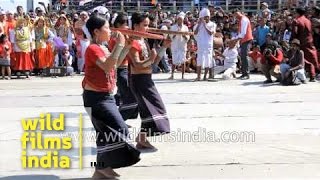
top-left (64, 0), bottom-right (320, 13)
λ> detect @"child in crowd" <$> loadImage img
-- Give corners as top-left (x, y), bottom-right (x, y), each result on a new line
top-left (0, 34), bottom-right (12, 79)
top-left (213, 39), bottom-right (238, 80)
top-left (248, 45), bottom-right (263, 73)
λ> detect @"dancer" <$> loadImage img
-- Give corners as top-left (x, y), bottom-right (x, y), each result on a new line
top-left (109, 13), bottom-right (139, 120)
top-left (128, 12), bottom-right (170, 150)
top-left (82, 15), bottom-right (140, 179)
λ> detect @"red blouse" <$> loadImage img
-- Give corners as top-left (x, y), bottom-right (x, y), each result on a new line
top-left (0, 41), bottom-right (11, 58)
top-left (82, 44), bottom-right (115, 92)
top-left (129, 40), bottom-right (143, 64)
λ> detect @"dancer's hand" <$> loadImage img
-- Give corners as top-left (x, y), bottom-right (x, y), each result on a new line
top-left (114, 31), bottom-right (125, 46)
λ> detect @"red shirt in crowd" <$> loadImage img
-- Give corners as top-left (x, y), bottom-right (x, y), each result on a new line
top-left (82, 44), bottom-right (115, 92)
top-left (248, 51), bottom-right (262, 62)
top-left (0, 40), bottom-right (11, 59)
top-left (261, 49), bottom-right (284, 65)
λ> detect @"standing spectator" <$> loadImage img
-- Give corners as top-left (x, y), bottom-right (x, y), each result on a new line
top-left (255, 18), bottom-right (270, 47)
top-left (0, 34), bottom-right (11, 79)
top-left (291, 7), bottom-right (318, 82)
top-left (258, 2), bottom-right (272, 20)
top-left (6, 11), bottom-right (16, 37)
top-left (232, 8), bottom-right (253, 80)
top-left (169, 12), bottom-right (189, 80)
top-left (34, 17), bottom-right (55, 74)
top-left (74, 11), bottom-right (89, 73)
top-left (10, 18), bottom-right (33, 78)
top-left (0, 11), bottom-right (6, 36)
top-left (16, 6), bottom-right (25, 17)
top-left (193, 8), bottom-right (216, 81)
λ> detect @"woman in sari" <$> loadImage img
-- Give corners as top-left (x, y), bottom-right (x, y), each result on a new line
top-left (9, 17), bottom-right (33, 78)
top-left (34, 16), bottom-right (54, 73)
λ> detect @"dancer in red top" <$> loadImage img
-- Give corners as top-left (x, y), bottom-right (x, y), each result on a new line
top-left (108, 13), bottom-right (139, 121)
top-left (128, 12), bottom-right (171, 150)
top-left (82, 15), bottom-right (140, 179)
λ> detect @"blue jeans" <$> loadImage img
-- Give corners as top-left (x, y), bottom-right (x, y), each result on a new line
top-left (280, 63), bottom-right (306, 82)
top-left (240, 41), bottom-right (252, 75)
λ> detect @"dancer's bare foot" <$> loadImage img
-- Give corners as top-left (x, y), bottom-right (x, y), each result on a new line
top-left (92, 170), bottom-right (106, 179)
top-left (193, 77), bottom-right (200, 82)
top-left (135, 133), bottom-right (156, 150)
top-left (168, 76), bottom-right (174, 80)
top-left (136, 140), bottom-right (156, 149)
top-left (95, 167), bottom-right (120, 179)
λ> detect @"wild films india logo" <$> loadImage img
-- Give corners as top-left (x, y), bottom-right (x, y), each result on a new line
top-left (20, 113), bottom-right (83, 169)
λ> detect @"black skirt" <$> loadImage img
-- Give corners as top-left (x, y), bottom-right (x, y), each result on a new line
top-left (83, 90), bottom-right (140, 169)
top-left (129, 74), bottom-right (170, 136)
top-left (117, 67), bottom-right (139, 120)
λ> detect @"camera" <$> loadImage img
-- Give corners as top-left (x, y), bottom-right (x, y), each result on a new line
top-left (264, 48), bottom-right (273, 56)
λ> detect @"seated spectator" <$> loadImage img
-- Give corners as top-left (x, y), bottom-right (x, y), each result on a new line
top-left (280, 39), bottom-right (307, 85)
top-left (212, 39), bottom-right (238, 80)
top-left (54, 44), bottom-right (73, 76)
top-left (261, 41), bottom-right (283, 83)
top-left (248, 45), bottom-right (262, 73)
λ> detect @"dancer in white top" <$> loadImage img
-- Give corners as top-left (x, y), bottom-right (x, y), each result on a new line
top-left (169, 12), bottom-right (189, 80)
top-left (193, 8), bottom-right (216, 81)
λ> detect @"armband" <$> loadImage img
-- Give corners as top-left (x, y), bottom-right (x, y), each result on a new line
top-left (110, 43), bottom-right (125, 60)
top-left (117, 46), bottom-right (131, 65)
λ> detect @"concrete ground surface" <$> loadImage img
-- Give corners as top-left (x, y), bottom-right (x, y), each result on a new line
top-left (0, 73), bottom-right (319, 180)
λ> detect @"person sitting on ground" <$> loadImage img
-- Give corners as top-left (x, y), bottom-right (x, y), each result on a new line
top-left (212, 39), bottom-right (238, 80)
top-left (54, 44), bottom-right (73, 75)
top-left (61, 44), bottom-right (73, 75)
top-left (248, 44), bottom-right (262, 73)
top-left (280, 39), bottom-right (307, 85)
top-left (261, 41), bottom-right (283, 83)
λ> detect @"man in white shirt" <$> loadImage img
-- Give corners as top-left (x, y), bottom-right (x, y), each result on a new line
top-left (193, 8), bottom-right (216, 81)
top-left (169, 12), bottom-right (189, 80)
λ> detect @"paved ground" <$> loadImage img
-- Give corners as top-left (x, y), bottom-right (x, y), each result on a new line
top-left (0, 73), bottom-right (320, 179)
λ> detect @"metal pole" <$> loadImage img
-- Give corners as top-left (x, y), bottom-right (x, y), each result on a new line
top-left (226, 0), bottom-right (229, 11)
top-left (137, 0), bottom-right (140, 12)
top-left (121, 0), bottom-right (124, 12)
top-left (278, 0), bottom-right (282, 10)
top-left (241, 0), bottom-right (244, 11)
top-left (173, 0), bottom-right (177, 12)
top-left (257, 0), bottom-right (261, 11)
top-left (191, 1), bottom-right (194, 12)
